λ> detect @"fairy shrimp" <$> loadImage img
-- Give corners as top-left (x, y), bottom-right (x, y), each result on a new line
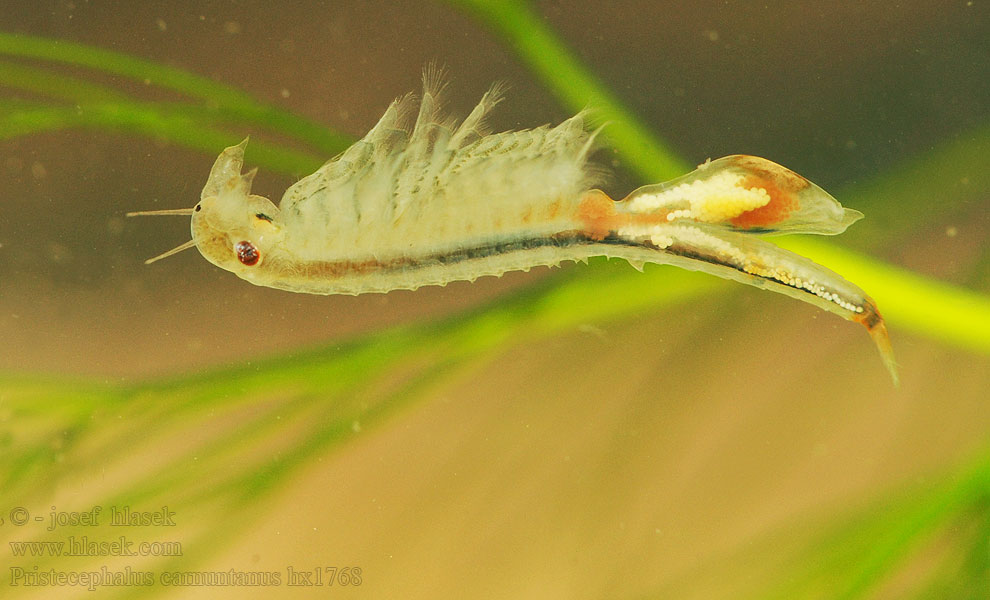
top-left (129, 68), bottom-right (898, 383)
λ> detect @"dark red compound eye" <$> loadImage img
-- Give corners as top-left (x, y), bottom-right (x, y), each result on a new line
top-left (234, 241), bottom-right (260, 266)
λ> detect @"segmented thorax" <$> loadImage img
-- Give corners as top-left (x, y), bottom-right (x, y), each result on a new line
top-left (277, 78), bottom-right (599, 262)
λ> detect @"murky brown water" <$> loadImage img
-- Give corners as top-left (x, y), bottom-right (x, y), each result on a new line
top-left (1, 2), bottom-right (988, 598)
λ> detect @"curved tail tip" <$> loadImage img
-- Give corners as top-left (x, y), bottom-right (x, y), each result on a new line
top-left (867, 320), bottom-right (900, 387)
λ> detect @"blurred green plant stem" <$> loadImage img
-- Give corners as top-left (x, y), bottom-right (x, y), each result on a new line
top-left (1, 5), bottom-right (989, 597)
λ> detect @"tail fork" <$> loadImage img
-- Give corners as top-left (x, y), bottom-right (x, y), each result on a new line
top-left (856, 303), bottom-right (899, 386)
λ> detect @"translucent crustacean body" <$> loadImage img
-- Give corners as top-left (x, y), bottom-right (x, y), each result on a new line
top-left (130, 69), bottom-right (898, 383)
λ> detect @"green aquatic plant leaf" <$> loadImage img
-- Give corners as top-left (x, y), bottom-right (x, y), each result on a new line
top-left (1, 12), bottom-right (989, 600)
top-left (0, 265), bottom-right (722, 595)
top-left (750, 448), bottom-right (990, 600)
top-left (0, 39), bottom-right (342, 173)
top-left (837, 121), bottom-right (990, 250)
top-left (0, 59), bottom-right (129, 103)
top-left (0, 31), bottom-right (351, 154)
top-left (0, 101), bottom-right (323, 174)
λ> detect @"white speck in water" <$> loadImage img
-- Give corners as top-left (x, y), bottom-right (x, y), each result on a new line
top-left (945, 226), bottom-right (958, 238)
top-left (156, 18), bottom-right (167, 32)
top-left (223, 20), bottom-right (242, 35)
top-left (280, 88), bottom-right (290, 99)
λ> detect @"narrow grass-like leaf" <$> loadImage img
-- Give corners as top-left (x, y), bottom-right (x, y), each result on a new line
top-left (0, 102), bottom-right (323, 175)
top-left (0, 59), bottom-right (127, 103)
top-left (0, 32), bottom-right (350, 154)
top-left (746, 448), bottom-right (990, 600)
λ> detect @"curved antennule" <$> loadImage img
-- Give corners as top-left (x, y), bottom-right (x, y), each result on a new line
top-left (126, 208), bottom-right (198, 264)
top-left (126, 208), bottom-right (196, 217)
top-left (142, 239), bottom-right (198, 264)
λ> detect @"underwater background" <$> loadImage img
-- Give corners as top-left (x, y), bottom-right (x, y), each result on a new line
top-left (1, 1), bottom-right (988, 598)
